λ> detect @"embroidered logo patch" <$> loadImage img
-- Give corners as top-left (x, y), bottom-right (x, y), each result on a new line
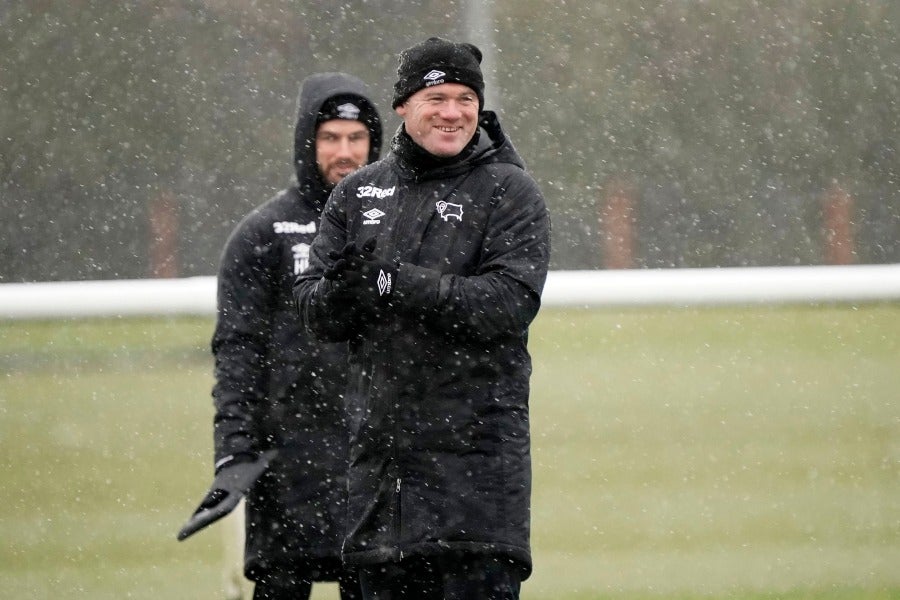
top-left (363, 208), bottom-right (386, 225)
top-left (424, 69), bottom-right (446, 88)
top-left (291, 243), bottom-right (310, 275)
top-left (377, 269), bottom-right (392, 296)
top-left (357, 185), bottom-right (396, 199)
top-left (336, 102), bottom-right (360, 120)
top-left (436, 201), bottom-right (463, 222)
top-left (273, 221), bottom-right (316, 234)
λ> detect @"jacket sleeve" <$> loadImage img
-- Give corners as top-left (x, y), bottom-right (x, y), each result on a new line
top-left (292, 182), bottom-right (356, 342)
top-left (211, 215), bottom-right (274, 463)
top-left (395, 171), bottom-right (551, 341)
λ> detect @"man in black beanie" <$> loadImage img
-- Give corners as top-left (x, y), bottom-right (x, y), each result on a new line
top-left (294, 38), bottom-right (550, 599)
top-left (179, 72), bottom-right (382, 600)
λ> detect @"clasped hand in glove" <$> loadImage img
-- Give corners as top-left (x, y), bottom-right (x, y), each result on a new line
top-left (323, 237), bottom-right (398, 305)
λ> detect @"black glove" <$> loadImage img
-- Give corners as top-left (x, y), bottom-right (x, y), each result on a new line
top-left (176, 449), bottom-right (276, 541)
top-left (318, 241), bottom-right (371, 321)
top-left (325, 237), bottom-right (398, 303)
top-left (317, 276), bottom-right (361, 316)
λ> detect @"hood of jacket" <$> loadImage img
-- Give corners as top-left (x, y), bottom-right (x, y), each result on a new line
top-left (293, 72), bottom-right (383, 209)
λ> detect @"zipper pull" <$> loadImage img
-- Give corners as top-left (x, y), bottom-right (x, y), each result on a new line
top-left (396, 478), bottom-right (401, 492)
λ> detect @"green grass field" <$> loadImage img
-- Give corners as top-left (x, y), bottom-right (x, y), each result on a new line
top-left (1, 305), bottom-right (899, 599)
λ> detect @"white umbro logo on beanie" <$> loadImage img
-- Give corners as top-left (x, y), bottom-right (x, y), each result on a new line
top-left (336, 103), bottom-right (361, 119)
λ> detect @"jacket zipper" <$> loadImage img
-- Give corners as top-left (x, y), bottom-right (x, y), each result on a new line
top-left (396, 477), bottom-right (403, 560)
top-left (371, 346), bottom-right (403, 561)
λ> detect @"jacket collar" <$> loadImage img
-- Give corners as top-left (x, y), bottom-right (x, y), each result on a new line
top-left (390, 111), bottom-right (520, 181)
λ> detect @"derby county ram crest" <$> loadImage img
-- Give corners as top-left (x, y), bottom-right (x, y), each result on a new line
top-left (436, 200), bottom-right (463, 222)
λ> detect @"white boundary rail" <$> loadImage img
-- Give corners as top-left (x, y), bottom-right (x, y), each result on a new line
top-left (2, 264), bottom-right (900, 320)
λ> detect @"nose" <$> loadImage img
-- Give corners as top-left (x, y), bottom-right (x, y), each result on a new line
top-left (334, 137), bottom-right (354, 156)
top-left (438, 100), bottom-right (463, 120)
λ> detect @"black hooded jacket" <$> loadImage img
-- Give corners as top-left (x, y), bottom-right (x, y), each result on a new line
top-left (211, 72), bottom-right (381, 579)
top-left (293, 112), bottom-right (550, 577)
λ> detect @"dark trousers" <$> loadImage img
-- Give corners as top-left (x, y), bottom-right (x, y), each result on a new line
top-left (357, 554), bottom-right (521, 600)
top-left (252, 569), bottom-right (362, 600)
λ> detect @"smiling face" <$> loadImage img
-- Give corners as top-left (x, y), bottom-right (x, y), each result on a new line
top-left (395, 82), bottom-right (479, 158)
top-left (315, 119), bottom-right (371, 186)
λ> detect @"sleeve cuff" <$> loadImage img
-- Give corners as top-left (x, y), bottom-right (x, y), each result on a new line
top-left (395, 262), bottom-right (443, 312)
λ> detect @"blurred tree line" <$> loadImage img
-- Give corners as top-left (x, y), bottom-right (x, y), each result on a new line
top-left (2, 0), bottom-right (898, 281)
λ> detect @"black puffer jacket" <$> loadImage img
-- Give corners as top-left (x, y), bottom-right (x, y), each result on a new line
top-left (211, 72), bottom-right (381, 579)
top-left (293, 112), bottom-right (550, 578)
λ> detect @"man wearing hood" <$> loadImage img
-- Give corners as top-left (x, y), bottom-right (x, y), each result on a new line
top-left (294, 39), bottom-right (551, 599)
top-left (179, 72), bottom-right (382, 600)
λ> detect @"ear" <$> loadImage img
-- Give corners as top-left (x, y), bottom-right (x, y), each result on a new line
top-left (395, 103), bottom-right (407, 118)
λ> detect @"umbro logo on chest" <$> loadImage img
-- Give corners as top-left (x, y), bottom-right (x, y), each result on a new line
top-left (362, 208), bottom-right (386, 225)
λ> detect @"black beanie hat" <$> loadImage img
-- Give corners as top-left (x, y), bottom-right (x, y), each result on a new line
top-left (317, 93), bottom-right (378, 128)
top-left (392, 37), bottom-right (485, 109)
